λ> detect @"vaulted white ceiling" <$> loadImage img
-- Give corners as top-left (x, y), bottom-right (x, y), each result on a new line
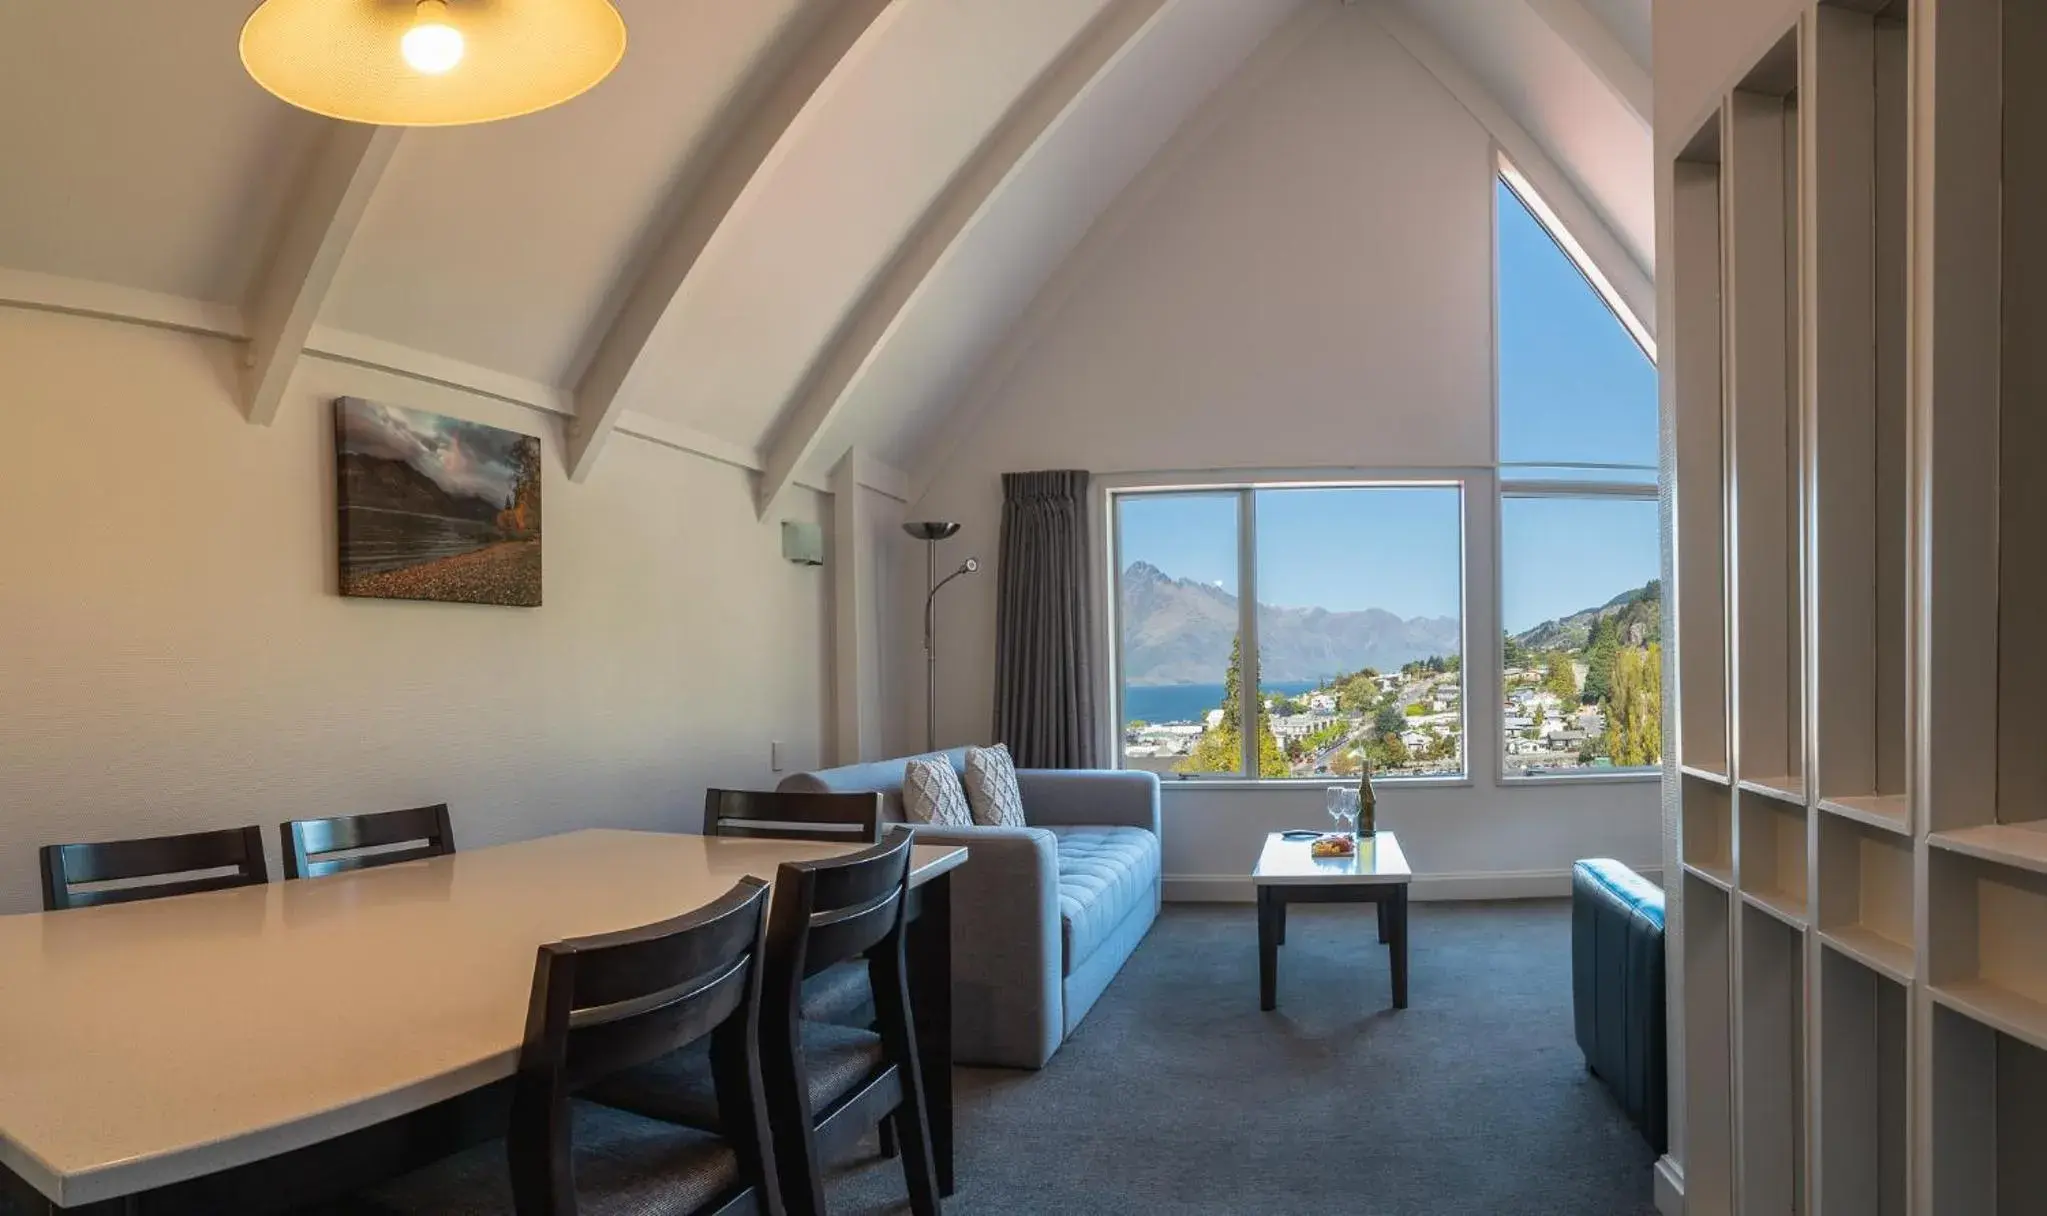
top-left (0, 0), bottom-right (1650, 508)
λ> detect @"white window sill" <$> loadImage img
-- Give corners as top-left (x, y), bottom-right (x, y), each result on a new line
top-left (1153, 776), bottom-right (1474, 793)
top-left (1497, 770), bottom-right (1661, 788)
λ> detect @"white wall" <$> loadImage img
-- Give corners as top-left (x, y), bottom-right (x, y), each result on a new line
top-left (900, 2), bottom-right (1662, 897)
top-left (0, 308), bottom-right (834, 914)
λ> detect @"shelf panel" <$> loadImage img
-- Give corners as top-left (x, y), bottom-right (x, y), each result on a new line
top-left (1683, 763), bottom-right (1732, 786)
top-left (1929, 979), bottom-right (2047, 1056)
top-left (1928, 821), bottom-right (2047, 878)
top-left (1685, 860), bottom-right (1735, 893)
top-left (1819, 925), bottom-right (1915, 986)
top-left (1818, 793), bottom-right (1910, 836)
top-left (1741, 786), bottom-right (1808, 922)
top-left (1817, 809), bottom-right (1916, 986)
top-left (1683, 858), bottom-right (1735, 1216)
top-left (1737, 886), bottom-right (1805, 1214)
top-left (1739, 775), bottom-right (1807, 805)
top-left (1684, 772), bottom-right (1734, 877)
top-left (1743, 885), bottom-right (1810, 930)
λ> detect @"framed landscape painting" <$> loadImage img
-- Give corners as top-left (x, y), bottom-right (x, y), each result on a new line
top-left (334, 398), bottom-right (542, 607)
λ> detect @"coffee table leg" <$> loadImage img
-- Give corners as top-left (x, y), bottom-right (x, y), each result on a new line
top-left (1257, 886), bottom-right (1278, 1011)
top-left (1276, 898), bottom-right (1287, 946)
top-left (1376, 898), bottom-right (1388, 944)
top-left (1389, 886), bottom-right (1409, 1010)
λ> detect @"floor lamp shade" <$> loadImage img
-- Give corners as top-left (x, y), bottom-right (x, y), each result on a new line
top-left (241, 0), bottom-right (627, 127)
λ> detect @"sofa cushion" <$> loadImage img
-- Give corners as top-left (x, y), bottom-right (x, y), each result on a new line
top-left (964, 744), bottom-right (1027, 828)
top-left (1049, 826), bottom-right (1160, 975)
top-left (903, 755), bottom-right (973, 827)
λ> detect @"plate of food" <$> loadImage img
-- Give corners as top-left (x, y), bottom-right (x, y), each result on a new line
top-left (1309, 833), bottom-right (1357, 858)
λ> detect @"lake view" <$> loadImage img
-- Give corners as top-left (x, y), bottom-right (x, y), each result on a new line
top-left (1122, 680), bottom-right (1320, 726)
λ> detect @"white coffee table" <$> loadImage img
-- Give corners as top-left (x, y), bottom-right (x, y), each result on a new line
top-left (1251, 831), bottom-right (1412, 1010)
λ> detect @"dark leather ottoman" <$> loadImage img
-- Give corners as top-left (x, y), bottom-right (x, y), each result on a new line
top-left (1571, 858), bottom-right (1667, 1153)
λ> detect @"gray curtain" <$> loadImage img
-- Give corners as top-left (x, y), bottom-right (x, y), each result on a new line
top-left (992, 470), bottom-right (1102, 768)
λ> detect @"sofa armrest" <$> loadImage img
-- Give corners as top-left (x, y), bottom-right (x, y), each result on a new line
top-left (899, 823), bottom-right (1063, 1069)
top-left (1017, 769), bottom-right (1161, 835)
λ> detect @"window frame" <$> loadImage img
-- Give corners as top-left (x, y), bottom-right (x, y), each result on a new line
top-left (1492, 157), bottom-right (1661, 787)
top-left (1493, 479), bottom-right (1663, 786)
top-left (1099, 469), bottom-right (1474, 788)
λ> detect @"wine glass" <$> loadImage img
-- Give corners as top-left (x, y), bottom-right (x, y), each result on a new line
top-left (1325, 786), bottom-right (1349, 835)
top-left (1336, 787), bottom-right (1360, 836)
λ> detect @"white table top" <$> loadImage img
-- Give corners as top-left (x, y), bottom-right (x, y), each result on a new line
top-left (0, 829), bottom-right (967, 1207)
top-left (1251, 831), bottom-right (1411, 885)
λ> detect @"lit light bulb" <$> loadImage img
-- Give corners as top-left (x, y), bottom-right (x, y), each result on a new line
top-left (401, 0), bottom-right (464, 75)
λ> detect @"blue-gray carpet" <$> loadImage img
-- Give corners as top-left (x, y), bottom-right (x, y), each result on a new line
top-left (827, 899), bottom-right (1659, 1215)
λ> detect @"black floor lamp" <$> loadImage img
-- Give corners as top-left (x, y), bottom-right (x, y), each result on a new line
top-left (905, 521), bottom-right (979, 753)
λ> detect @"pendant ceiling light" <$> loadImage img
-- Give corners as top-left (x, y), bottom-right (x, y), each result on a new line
top-left (241, 0), bottom-right (627, 127)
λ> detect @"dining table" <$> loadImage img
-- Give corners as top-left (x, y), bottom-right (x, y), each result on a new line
top-left (0, 828), bottom-right (968, 1213)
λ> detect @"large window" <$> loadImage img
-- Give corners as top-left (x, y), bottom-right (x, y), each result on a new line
top-left (1496, 169), bottom-right (1661, 777)
top-left (1114, 484), bottom-right (1465, 781)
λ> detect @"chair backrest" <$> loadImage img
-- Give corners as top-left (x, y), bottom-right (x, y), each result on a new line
top-left (280, 804), bottom-right (454, 880)
top-left (509, 877), bottom-right (775, 1215)
top-left (757, 831), bottom-right (920, 1160)
top-left (765, 829), bottom-right (915, 990)
top-left (704, 789), bottom-right (882, 844)
top-left (41, 826), bottom-right (269, 911)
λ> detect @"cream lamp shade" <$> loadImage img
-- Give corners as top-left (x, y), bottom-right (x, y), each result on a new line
top-left (241, 0), bottom-right (628, 127)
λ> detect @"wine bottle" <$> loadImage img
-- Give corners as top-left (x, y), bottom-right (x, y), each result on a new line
top-left (1357, 756), bottom-right (1377, 838)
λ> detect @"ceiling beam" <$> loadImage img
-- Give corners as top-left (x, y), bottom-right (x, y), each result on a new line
top-left (0, 269), bottom-right (246, 340)
top-left (241, 123), bottom-right (403, 426)
top-left (302, 323), bottom-right (910, 500)
top-left (563, 0), bottom-right (898, 483)
top-left (754, 0), bottom-right (1171, 521)
top-left (1520, 0), bottom-right (1652, 127)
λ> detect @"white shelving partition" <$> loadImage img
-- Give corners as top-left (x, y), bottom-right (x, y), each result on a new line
top-left (1671, 0), bottom-right (2047, 1212)
top-left (1672, 97), bottom-right (1735, 1216)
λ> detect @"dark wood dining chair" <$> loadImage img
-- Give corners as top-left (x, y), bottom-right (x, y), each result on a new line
top-left (703, 789), bottom-right (881, 844)
top-left (348, 877), bottom-right (780, 1216)
top-left (704, 787), bottom-right (889, 1146)
top-left (280, 803), bottom-right (455, 880)
top-left (40, 826), bottom-right (269, 911)
top-left (586, 831), bottom-right (938, 1216)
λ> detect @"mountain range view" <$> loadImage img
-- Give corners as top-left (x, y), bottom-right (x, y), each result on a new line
top-left (1119, 560), bottom-right (1656, 685)
top-left (1120, 561), bottom-right (1458, 685)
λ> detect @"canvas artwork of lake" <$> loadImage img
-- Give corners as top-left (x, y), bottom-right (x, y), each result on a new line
top-left (334, 398), bottom-right (542, 607)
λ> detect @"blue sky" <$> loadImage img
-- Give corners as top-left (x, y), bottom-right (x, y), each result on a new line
top-left (1118, 489), bottom-right (1462, 619)
top-left (1116, 177), bottom-right (1660, 635)
top-left (1499, 495), bottom-right (1658, 631)
top-left (1496, 178), bottom-right (1658, 469)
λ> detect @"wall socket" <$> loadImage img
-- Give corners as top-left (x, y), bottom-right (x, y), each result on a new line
top-left (770, 740), bottom-right (785, 772)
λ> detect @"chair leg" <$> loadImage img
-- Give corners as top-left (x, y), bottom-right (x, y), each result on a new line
top-left (879, 1113), bottom-right (899, 1159)
top-left (761, 1020), bottom-right (829, 1216)
top-left (874, 950), bottom-right (941, 1216)
top-left (890, 1087), bottom-right (942, 1216)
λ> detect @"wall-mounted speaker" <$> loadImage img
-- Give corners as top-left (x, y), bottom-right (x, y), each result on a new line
top-left (781, 521), bottom-right (824, 566)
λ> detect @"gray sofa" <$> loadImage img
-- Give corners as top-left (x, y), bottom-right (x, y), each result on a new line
top-left (779, 750), bottom-right (1161, 1069)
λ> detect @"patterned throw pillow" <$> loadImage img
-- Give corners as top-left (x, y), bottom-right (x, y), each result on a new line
top-left (964, 744), bottom-right (1027, 828)
top-left (902, 755), bottom-right (973, 828)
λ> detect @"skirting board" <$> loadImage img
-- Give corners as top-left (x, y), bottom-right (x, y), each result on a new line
top-left (1163, 866), bottom-right (1664, 903)
top-left (1653, 1155), bottom-right (1682, 1216)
